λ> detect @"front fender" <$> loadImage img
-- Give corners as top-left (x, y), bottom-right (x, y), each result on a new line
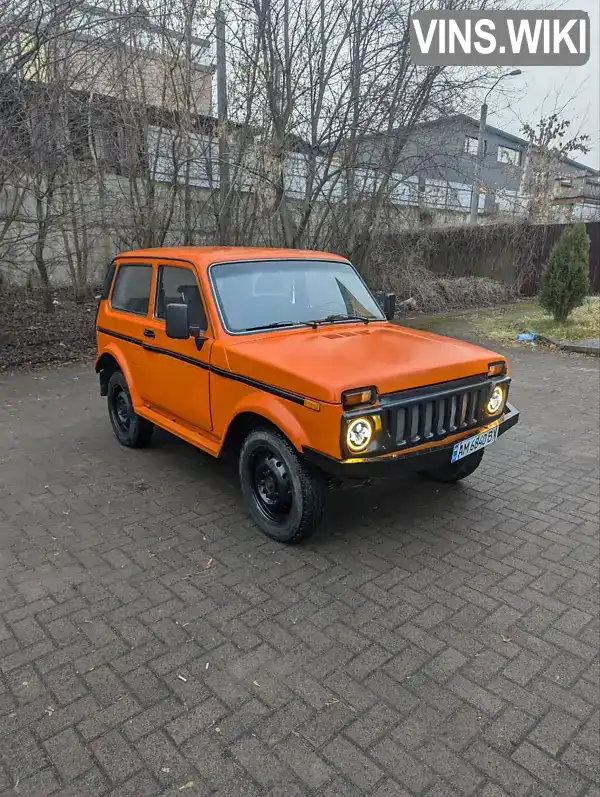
top-left (95, 342), bottom-right (142, 409)
top-left (227, 393), bottom-right (311, 452)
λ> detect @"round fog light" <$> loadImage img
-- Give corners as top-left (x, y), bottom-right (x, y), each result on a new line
top-left (346, 417), bottom-right (373, 453)
top-left (486, 385), bottom-right (505, 415)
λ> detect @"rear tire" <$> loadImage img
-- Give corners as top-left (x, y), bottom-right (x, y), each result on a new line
top-left (107, 371), bottom-right (154, 448)
top-left (420, 448), bottom-right (484, 484)
top-left (239, 428), bottom-right (324, 543)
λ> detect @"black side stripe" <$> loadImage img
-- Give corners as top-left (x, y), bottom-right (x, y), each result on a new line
top-left (97, 327), bottom-right (142, 347)
top-left (210, 365), bottom-right (305, 405)
top-left (143, 343), bottom-right (210, 371)
top-left (97, 326), bottom-right (306, 406)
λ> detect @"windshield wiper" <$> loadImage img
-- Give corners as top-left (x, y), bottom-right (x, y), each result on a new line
top-left (243, 314), bottom-right (376, 332)
top-left (243, 320), bottom-right (318, 332)
top-left (310, 313), bottom-right (373, 325)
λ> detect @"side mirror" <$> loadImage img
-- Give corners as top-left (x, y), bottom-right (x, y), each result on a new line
top-left (383, 293), bottom-right (396, 321)
top-left (165, 302), bottom-right (190, 339)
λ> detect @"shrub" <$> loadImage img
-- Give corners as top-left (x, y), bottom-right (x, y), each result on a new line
top-left (540, 223), bottom-right (590, 321)
top-left (367, 259), bottom-right (514, 315)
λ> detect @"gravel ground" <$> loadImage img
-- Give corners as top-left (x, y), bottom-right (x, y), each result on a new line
top-left (0, 291), bottom-right (98, 371)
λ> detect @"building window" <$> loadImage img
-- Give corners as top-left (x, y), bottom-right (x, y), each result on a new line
top-left (147, 127), bottom-right (218, 188)
top-left (464, 136), bottom-right (478, 156)
top-left (464, 136), bottom-right (488, 157)
top-left (19, 32), bottom-right (49, 82)
top-left (497, 145), bottom-right (522, 166)
top-left (284, 152), bottom-right (309, 197)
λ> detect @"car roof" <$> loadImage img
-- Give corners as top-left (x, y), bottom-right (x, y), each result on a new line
top-left (116, 246), bottom-right (349, 270)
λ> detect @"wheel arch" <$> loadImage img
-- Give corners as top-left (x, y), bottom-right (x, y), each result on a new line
top-left (95, 352), bottom-right (120, 395)
top-left (220, 400), bottom-right (309, 459)
top-left (95, 344), bottom-right (141, 407)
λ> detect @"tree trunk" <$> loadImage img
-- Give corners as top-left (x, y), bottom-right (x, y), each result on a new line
top-left (35, 254), bottom-right (53, 313)
top-left (35, 194), bottom-right (53, 313)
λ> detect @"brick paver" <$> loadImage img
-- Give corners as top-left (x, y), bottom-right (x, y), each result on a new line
top-left (0, 346), bottom-right (598, 796)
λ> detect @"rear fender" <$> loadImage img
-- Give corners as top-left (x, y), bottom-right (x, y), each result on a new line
top-left (95, 343), bottom-right (142, 408)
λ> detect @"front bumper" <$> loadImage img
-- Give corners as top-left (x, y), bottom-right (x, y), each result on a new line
top-left (304, 402), bottom-right (519, 479)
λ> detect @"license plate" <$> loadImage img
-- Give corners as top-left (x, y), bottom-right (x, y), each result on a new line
top-left (451, 425), bottom-right (499, 463)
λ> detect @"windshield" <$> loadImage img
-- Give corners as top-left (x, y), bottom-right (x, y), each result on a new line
top-left (210, 259), bottom-right (385, 333)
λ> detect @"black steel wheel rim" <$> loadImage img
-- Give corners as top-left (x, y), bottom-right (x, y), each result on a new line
top-left (249, 446), bottom-right (293, 524)
top-left (112, 387), bottom-right (132, 434)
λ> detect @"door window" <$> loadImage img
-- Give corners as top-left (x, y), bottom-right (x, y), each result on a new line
top-left (110, 263), bottom-right (153, 315)
top-left (155, 265), bottom-right (207, 330)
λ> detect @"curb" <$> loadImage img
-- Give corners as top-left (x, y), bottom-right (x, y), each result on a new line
top-left (537, 335), bottom-right (600, 357)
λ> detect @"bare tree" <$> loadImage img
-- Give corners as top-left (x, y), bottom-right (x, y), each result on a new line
top-left (2, 0), bottom-right (216, 297)
top-left (222, 0), bottom-right (498, 264)
top-left (1, 0), bottom-right (518, 310)
top-left (1, 0), bottom-right (145, 302)
top-left (0, 0), bottom-right (82, 92)
top-left (521, 114), bottom-right (591, 222)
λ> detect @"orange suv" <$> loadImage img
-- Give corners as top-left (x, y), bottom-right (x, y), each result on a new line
top-left (95, 246), bottom-right (519, 542)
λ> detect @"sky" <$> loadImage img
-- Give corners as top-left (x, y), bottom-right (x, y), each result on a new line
top-left (484, 0), bottom-right (600, 170)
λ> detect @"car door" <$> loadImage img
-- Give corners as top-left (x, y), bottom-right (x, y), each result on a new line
top-left (102, 260), bottom-right (154, 385)
top-left (138, 261), bottom-right (213, 432)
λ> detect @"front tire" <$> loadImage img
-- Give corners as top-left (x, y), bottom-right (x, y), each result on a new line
top-left (239, 428), bottom-right (324, 543)
top-left (107, 371), bottom-right (154, 448)
top-left (420, 448), bottom-right (484, 484)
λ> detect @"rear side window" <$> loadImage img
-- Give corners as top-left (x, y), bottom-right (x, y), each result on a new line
top-left (156, 265), bottom-right (207, 330)
top-left (100, 260), bottom-right (116, 299)
top-left (111, 264), bottom-right (153, 315)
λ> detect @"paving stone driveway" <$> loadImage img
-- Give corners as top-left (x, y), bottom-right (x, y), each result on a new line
top-left (0, 346), bottom-right (598, 797)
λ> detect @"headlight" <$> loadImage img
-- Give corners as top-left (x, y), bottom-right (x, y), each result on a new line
top-left (346, 417), bottom-right (374, 453)
top-left (486, 385), bottom-right (505, 415)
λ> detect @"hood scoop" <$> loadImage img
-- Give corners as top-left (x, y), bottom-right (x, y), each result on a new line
top-left (323, 329), bottom-right (370, 339)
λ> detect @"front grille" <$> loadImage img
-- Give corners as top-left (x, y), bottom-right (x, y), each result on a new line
top-left (393, 383), bottom-right (485, 448)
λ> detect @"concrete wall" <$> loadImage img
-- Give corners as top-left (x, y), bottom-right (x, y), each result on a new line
top-left (0, 173), bottom-right (213, 287)
top-left (0, 170), bottom-right (470, 288)
top-left (2, 148), bottom-right (596, 292)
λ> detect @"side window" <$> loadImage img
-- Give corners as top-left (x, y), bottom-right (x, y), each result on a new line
top-left (156, 265), bottom-right (207, 330)
top-left (110, 264), bottom-right (152, 315)
top-left (101, 260), bottom-right (116, 299)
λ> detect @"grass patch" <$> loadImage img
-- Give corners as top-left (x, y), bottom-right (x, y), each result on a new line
top-left (470, 297), bottom-right (600, 345)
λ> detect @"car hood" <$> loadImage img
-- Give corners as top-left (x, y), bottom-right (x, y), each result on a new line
top-left (222, 323), bottom-right (505, 404)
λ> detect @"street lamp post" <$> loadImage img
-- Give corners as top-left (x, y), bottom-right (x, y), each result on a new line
top-left (469, 69), bottom-right (522, 224)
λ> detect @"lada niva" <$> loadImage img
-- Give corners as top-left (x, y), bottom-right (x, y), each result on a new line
top-left (95, 247), bottom-right (519, 542)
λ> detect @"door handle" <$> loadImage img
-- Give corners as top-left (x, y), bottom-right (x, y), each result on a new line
top-left (143, 328), bottom-right (155, 338)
